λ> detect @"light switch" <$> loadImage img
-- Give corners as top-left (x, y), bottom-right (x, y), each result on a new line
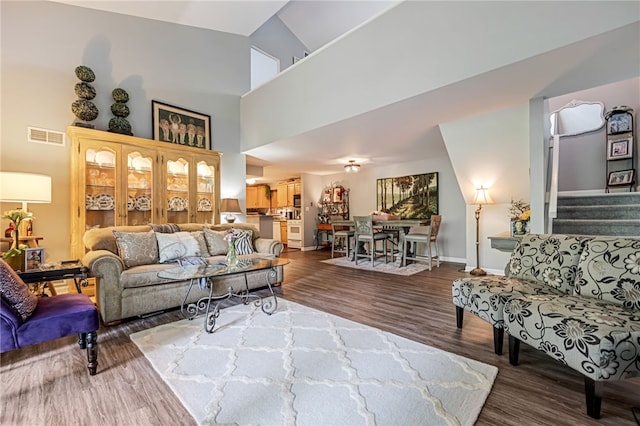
top-left (305, 206), bottom-right (309, 211)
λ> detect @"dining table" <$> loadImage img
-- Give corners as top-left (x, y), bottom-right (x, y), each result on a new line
top-left (331, 218), bottom-right (429, 265)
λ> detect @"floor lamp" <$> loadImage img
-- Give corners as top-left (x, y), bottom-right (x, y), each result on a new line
top-left (470, 186), bottom-right (492, 276)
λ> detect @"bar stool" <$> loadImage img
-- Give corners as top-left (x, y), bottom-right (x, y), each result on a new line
top-left (331, 222), bottom-right (354, 258)
top-left (354, 216), bottom-right (391, 266)
top-left (401, 224), bottom-right (434, 270)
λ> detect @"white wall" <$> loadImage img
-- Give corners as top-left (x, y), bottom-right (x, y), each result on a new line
top-left (441, 104), bottom-right (530, 273)
top-left (1, 1), bottom-right (249, 261)
top-left (241, 1), bottom-right (640, 151)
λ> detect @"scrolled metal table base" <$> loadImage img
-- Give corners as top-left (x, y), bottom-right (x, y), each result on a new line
top-left (181, 267), bottom-right (279, 333)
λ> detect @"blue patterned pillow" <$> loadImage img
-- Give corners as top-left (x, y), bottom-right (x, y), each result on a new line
top-left (231, 228), bottom-right (254, 255)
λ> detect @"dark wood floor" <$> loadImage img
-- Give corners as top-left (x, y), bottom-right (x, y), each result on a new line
top-left (1, 249), bottom-right (638, 425)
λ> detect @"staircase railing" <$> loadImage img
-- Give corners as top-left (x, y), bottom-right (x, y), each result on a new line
top-left (547, 134), bottom-right (560, 233)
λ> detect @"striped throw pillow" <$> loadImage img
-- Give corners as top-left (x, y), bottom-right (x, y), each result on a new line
top-left (231, 228), bottom-right (254, 255)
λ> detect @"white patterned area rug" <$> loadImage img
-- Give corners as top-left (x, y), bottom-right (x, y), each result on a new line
top-left (321, 256), bottom-right (432, 276)
top-left (130, 300), bottom-right (497, 426)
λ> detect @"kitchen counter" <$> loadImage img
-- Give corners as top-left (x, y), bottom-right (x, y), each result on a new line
top-left (246, 215), bottom-right (274, 238)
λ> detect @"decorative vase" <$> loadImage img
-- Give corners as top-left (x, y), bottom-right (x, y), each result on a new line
top-left (226, 241), bottom-right (238, 267)
top-left (12, 225), bottom-right (19, 250)
top-left (511, 219), bottom-right (529, 237)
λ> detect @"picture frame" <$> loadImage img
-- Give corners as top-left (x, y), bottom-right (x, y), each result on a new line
top-left (376, 172), bottom-right (438, 219)
top-left (23, 247), bottom-right (45, 271)
top-left (152, 100), bottom-right (211, 150)
top-left (607, 169), bottom-right (635, 186)
top-left (607, 137), bottom-right (633, 160)
top-left (606, 111), bottom-right (633, 135)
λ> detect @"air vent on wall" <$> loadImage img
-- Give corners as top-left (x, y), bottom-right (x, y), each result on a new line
top-left (27, 126), bottom-right (66, 146)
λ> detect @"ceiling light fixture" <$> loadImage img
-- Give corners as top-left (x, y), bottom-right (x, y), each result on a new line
top-left (344, 160), bottom-right (361, 173)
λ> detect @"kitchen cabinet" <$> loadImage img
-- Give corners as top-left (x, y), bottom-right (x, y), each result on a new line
top-left (246, 185), bottom-right (270, 209)
top-left (68, 126), bottom-right (220, 259)
top-left (280, 221), bottom-right (288, 242)
top-left (276, 180), bottom-right (301, 208)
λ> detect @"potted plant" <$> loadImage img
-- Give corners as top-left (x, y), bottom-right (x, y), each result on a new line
top-left (2, 209), bottom-right (33, 271)
top-left (509, 199), bottom-right (530, 237)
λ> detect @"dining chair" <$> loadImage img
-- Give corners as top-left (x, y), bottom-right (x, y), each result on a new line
top-left (354, 216), bottom-right (390, 266)
top-left (401, 224), bottom-right (434, 270)
top-left (429, 214), bottom-right (442, 268)
top-left (331, 222), bottom-right (354, 258)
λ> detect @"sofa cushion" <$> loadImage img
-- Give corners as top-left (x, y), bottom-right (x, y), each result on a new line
top-left (203, 228), bottom-right (228, 255)
top-left (574, 237), bottom-right (640, 309)
top-left (114, 230), bottom-right (159, 268)
top-left (508, 234), bottom-right (591, 294)
top-left (0, 259), bottom-right (38, 321)
top-left (156, 231), bottom-right (204, 263)
top-left (150, 223), bottom-right (180, 233)
top-left (504, 294), bottom-right (640, 381)
top-left (452, 275), bottom-right (565, 328)
top-left (230, 228), bottom-right (254, 255)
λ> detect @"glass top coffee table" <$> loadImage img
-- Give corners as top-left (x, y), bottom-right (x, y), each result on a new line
top-left (158, 258), bottom-right (289, 333)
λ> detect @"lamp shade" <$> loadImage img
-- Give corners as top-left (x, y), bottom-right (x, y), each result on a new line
top-left (472, 186), bottom-right (492, 206)
top-left (220, 198), bottom-right (242, 213)
top-left (0, 172), bottom-right (52, 204)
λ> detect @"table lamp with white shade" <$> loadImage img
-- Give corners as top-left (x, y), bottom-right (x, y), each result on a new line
top-left (0, 172), bottom-right (52, 236)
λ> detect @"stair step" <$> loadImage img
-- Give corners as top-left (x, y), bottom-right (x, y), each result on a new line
top-left (552, 219), bottom-right (640, 237)
top-left (557, 192), bottom-right (640, 206)
top-left (556, 205), bottom-right (640, 220)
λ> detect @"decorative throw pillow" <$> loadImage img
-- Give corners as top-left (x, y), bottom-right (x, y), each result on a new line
top-left (203, 228), bottom-right (228, 255)
top-left (150, 223), bottom-right (180, 233)
top-left (156, 231), bottom-right (202, 263)
top-left (114, 230), bottom-right (159, 268)
top-left (574, 237), bottom-right (640, 309)
top-left (190, 231), bottom-right (210, 257)
top-left (230, 228), bottom-right (254, 255)
top-left (0, 259), bottom-right (38, 321)
top-left (508, 234), bottom-right (591, 294)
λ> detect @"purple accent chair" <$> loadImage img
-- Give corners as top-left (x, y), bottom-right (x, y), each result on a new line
top-left (1, 289), bottom-right (99, 375)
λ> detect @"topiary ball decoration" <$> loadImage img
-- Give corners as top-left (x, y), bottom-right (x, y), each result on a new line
top-left (112, 88), bottom-right (129, 103)
top-left (75, 65), bottom-right (95, 82)
top-left (108, 117), bottom-right (132, 135)
top-left (71, 100), bottom-right (99, 122)
top-left (111, 103), bottom-right (129, 117)
top-left (108, 87), bottom-right (132, 135)
top-left (74, 82), bottom-right (96, 100)
top-left (72, 65), bottom-right (98, 128)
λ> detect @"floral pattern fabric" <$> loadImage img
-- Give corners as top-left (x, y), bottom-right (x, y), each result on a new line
top-left (504, 294), bottom-right (640, 381)
top-left (508, 234), bottom-right (592, 294)
top-left (574, 237), bottom-right (640, 309)
top-left (452, 276), bottom-right (565, 328)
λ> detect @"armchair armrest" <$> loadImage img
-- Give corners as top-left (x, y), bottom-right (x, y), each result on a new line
top-left (254, 238), bottom-right (284, 257)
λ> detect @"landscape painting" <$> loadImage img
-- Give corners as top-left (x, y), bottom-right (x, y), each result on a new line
top-left (376, 172), bottom-right (438, 219)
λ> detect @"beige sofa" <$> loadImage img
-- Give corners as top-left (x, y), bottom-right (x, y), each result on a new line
top-left (82, 223), bottom-right (284, 323)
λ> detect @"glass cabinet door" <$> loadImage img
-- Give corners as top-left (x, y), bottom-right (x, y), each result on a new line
top-left (195, 160), bottom-right (216, 223)
top-left (124, 149), bottom-right (155, 226)
top-left (84, 145), bottom-right (118, 230)
top-left (165, 157), bottom-right (190, 223)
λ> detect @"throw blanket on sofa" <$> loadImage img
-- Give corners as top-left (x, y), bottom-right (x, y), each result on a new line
top-left (176, 256), bottom-right (208, 289)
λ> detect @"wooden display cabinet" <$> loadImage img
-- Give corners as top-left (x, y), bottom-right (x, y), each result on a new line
top-left (68, 126), bottom-right (221, 259)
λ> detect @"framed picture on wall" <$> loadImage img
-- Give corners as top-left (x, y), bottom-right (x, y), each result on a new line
top-left (152, 100), bottom-right (211, 149)
top-left (607, 169), bottom-right (635, 186)
top-left (607, 136), bottom-right (633, 160)
top-left (376, 172), bottom-right (438, 219)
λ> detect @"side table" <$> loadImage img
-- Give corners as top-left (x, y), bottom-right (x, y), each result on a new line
top-left (18, 262), bottom-right (89, 297)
